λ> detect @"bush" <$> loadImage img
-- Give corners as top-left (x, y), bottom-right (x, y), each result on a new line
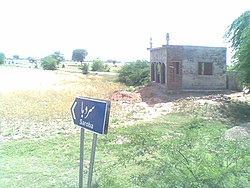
top-left (91, 59), bottom-right (110, 72)
top-left (113, 116), bottom-right (250, 188)
top-left (0, 52), bottom-right (5, 64)
top-left (80, 63), bottom-right (89, 74)
top-left (117, 60), bottom-right (150, 86)
top-left (41, 56), bottom-right (57, 70)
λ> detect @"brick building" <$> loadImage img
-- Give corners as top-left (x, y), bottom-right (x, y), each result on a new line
top-left (149, 43), bottom-right (227, 91)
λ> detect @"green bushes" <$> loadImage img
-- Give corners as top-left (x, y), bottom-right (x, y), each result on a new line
top-left (91, 59), bottom-right (110, 72)
top-left (0, 52), bottom-right (5, 64)
top-left (80, 63), bottom-right (89, 74)
top-left (117, 60), bottom-right (150, 86)
top-left (40, 52), bottom-right (64, 70)
top-left (153, 119), bottom-right (250, 188)
top-left (96, 115), bottom-right (250, 188)
top-left (41, 56), bottom-right (57, 70)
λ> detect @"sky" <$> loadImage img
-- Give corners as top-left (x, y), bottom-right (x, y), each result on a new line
top-left (0, 0), bottom-right (249, 62)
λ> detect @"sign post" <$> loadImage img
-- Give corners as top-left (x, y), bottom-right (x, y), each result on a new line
top-left (87, 133), bottom-right (98, 188)
top-left (79, 128), bottom-right (85, 188)
top-left (71, 97), bottom-right (111, 188)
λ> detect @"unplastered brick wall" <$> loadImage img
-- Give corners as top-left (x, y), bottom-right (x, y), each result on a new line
top-left (181, 46), bottom-right (227, 89)
top-left (150, 47), bottom-right (167, 63)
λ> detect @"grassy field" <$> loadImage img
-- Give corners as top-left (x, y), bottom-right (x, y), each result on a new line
top-left (1, 67), bottom-right (250, 187)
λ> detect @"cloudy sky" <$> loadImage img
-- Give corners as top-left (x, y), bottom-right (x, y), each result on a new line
top-left (0, 0), bottom-right (249, 62)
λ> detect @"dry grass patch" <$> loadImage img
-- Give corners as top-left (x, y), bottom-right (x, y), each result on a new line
top-left (0, 69), bottom-right (124, 140)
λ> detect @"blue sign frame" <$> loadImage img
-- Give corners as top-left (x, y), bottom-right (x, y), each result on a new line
top-left (71, 97), bottom-right (111, 135)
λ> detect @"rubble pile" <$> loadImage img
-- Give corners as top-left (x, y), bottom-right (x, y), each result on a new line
top-left (110, 90), bottom-right (142, 102)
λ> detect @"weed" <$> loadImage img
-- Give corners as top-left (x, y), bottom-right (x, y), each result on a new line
top-left (106, 115), bottom-right (250, 188)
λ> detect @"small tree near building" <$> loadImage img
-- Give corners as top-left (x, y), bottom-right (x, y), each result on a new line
top-left (117, 60), bottom-right (150, 86)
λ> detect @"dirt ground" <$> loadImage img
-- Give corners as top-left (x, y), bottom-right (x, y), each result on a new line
top-left (110, 82), bottom-right (250, 138)
top-left (111, 82), bottom-right (250, 106)
top-left (111, 82), bottom-right (250, 105)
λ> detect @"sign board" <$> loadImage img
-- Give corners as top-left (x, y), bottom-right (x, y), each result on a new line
top-left (71, 97), bottom-right (111, 135)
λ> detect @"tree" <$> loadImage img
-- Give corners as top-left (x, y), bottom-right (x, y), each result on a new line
top-left (13, 55), bottom-right (19, 60)
top-left (41, 56), bottom-right (57, 70)
top-left (225, 10), bottom-right (250, 87)
top-left (91, 59), bottom-right (110, 72)
top-left (80, 63), bottom-right (89, 74)
top-left (51, 51), bottom-right (64, 65)
top-left (117, 60), bottom-right (150, 86)
top-left (0, 52), bottom-right (5, 64)
top-left (72, 49), bottom-right (88, 65)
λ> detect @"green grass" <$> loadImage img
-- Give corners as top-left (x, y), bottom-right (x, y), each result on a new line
top-left (1, 135), bottom-right (80, 187)
top-left (1, 113), bottom-right (249, 188)
top-left (0, 114), bottom-right (186, 188)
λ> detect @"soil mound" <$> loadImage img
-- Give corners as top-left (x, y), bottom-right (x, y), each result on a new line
top-left (136, 82), bottom-right (168, 104)
top-left (110, 90), bottom-right (142, 102)
top-left (110, 83), bottom-right (169, 104)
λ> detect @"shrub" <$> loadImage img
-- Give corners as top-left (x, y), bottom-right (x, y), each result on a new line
top-left (114, 117), bottom-right (250, 188)
top-left (80, 63), bottom-right (89, 74)
top-left (0, 52), bottom-right (5, 64)
top-left (117, 60), bottom-right (150, 86)
top-left (41, 56), bottom-right (57, 70)
top-left (91, 59), bottom-right (110, 72)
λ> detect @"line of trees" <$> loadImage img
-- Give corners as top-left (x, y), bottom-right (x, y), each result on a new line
top-left (1, 48), bottom-right (114, 73)
top-left (80, 58), bottom-right (111, 74)
top-left (41, 49), bottom-right (88, 70)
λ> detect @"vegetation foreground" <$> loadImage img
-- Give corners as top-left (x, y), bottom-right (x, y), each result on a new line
top-left (0, 67), bottom-right (250, 188)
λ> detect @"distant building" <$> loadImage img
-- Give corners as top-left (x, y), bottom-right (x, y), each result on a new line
top-left (149, 43), bottom-right (227, 91)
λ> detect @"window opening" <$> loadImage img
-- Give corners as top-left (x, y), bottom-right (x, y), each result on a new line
top-left (198, 62), bottom-right (212, 75)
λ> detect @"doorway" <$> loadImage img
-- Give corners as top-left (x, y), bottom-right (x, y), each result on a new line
top-left (168, 61), bottom-right (182, 90)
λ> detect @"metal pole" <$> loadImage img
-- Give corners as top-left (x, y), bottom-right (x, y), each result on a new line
top-left (87, 133), bottom-right (98, 188)
top-left (79, 128), bottom-right (85, 188)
